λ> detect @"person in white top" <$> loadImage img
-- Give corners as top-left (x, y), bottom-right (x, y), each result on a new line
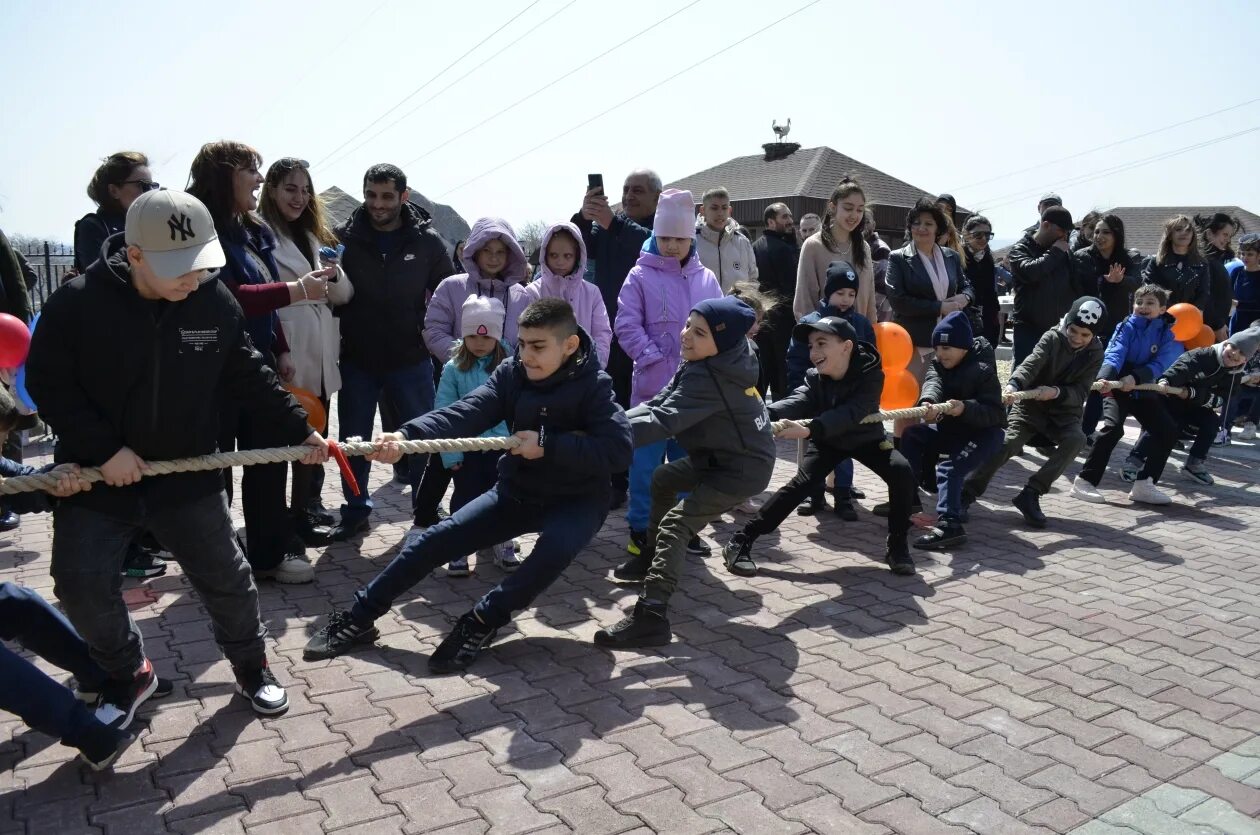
top-left (694, 187), bottom-right (758, 294)
top-left (258, 158), bottom-right (353, 570)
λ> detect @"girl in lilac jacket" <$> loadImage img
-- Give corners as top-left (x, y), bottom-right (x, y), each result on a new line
top-left (523, 222), bottom-right (613, 367)
top-left (423, 217), bottom-right (532, 360)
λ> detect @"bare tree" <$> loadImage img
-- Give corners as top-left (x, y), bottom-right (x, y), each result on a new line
top-left (516, 220), bottom-right (549, 257)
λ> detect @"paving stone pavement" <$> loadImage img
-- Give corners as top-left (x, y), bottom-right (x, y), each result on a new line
top-left (3, 414), bottom-right (1260, 834)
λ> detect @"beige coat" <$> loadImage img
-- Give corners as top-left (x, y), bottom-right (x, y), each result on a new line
top-left (793, 233), bottom-right (876, 323)
top-left (272, 231), bottom-right (353, 396)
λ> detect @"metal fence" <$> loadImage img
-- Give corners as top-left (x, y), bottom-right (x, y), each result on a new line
top-left (19, 242), bottom-right (75, 311)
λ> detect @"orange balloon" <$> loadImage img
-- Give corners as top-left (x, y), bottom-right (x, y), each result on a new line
top-left (880, 368), bottom-right (920, 410)
top-left (1184, 323), bottom-right (1215, 350)
top-left (1168, 303), bottom-right (1204, 342)
top-left (874, 322), bottom-right (914, 370)
top-left (285, 384), bottom-right (327, 432)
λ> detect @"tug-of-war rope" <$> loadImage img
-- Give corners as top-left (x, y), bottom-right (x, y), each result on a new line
top-left (0, 381), bottom-right (1187, 497)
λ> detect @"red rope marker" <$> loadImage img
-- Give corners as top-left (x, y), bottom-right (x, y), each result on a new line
top-left (328, 440), bottom-right (361, 497)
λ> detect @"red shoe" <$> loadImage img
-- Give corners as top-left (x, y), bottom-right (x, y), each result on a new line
top-left (93, 658), bottom-right (159, 730)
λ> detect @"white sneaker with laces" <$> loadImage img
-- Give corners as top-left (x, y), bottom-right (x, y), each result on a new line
top-left (1240, 423), bottom-right (1257, 440)
top-left (1129, 478), bottom-right (1172, 505)
top-left (1071, 476), bottom-right (1105, 503)
top-left (254, 554), bottom-right (315, 584)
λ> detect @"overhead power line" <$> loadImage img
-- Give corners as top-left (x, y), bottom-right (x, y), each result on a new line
top-left (320, 0), bottom-right (580, 171)
top-left (437, 0), bottom-right (821, 197)
top-left (314, 0), bottom-right (544, 167)
top-left (970, 126), bottom-right (1260, 212)
top-left (950, 96), bottom-right (1260, 192)
top-left (400, 0), bottom-right (704, 170)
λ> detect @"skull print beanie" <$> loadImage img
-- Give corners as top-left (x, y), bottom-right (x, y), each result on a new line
top-left (1060, 296), bottom-right (1107, 336)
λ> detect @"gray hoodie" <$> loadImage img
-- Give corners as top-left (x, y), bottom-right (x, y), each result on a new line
top-left (625, 339), bottom-right (776, 498)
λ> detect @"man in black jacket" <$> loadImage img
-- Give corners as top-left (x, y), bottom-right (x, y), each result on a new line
top-left (1008, 206), bottom-right (1084, 367)
top-left (753, 203), bottom-right (799, 400)
top-left (26, 190), bottom-right (328, 726)
top-left (333, 164), bottom-right (454, 540)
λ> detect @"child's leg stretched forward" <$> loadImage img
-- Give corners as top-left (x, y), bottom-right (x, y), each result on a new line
top-left (305, 488), bottom-right (608, 673)
top-left (595, 459), bottom-right (744, 648)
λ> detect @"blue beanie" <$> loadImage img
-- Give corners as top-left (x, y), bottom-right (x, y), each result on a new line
top-left (823, 260), bottom-right (859, 299)
top-left (692, 296), bottom-right (756, 354)
top-left (932, 310), bottom-right (973, 348)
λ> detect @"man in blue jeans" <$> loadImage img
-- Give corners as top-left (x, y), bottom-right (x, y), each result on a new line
top-left (332, 163), bottom-right (455, 540)
top-left (305, 300), bottom-right (632, 673)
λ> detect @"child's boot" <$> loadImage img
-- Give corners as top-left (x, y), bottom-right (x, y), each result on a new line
top-left (914, 520), bottom-right (967, 550)
top-left (885, 536), bottom-right (916, 576)
top-left (1181, 457), bottom-right (1214, 486)
top-left (1012, 486), bottom-right (1047, 528)
top-left (593, 599), bottom-right (671, 648)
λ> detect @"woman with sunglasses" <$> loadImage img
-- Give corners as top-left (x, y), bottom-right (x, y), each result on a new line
top-left (258, 158), bottom-right (353, 549)
top-left (188, 141), bottom-right (335, 585)
top-left (962, 215), bottom-right (1001, 346)
top-left (74, 152), bottom-right (158, 272)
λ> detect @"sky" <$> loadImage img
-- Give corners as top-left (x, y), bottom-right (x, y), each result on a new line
top-left (2, 0), bottom-right (1257, 249)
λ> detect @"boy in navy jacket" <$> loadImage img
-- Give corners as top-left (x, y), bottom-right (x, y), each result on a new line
top-left (306, 299), bottom-right (633, 673)
top-left (1073, 284), bottom-right (1183, 505)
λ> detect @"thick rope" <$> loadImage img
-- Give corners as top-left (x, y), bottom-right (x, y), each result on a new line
top-left (0, 381), bottom-right (1190, 496)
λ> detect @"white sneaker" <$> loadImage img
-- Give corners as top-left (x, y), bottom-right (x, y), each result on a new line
top-left (494, 541), bottom-right (522, 571)
top-left (1071, 476), bottom-right (1105, 503)
top-left (1129, 478), bottom-right (1172, 505)
top-left (1240, 423), bottom-right (1257, 440)
top-left (255, 554), bottom-right (315, 584)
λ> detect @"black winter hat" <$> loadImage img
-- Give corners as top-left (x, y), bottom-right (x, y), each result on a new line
top-left (1042, 206), bottom-right (1074, 234)
top-left (1060, 296), bottom-right (1107, 334)
top-left (823, 260), bottom-right (860, 300)
top-left (932, 310), bottom-right (973, 348)
top-left (691, 296), bottom-right (756, 355)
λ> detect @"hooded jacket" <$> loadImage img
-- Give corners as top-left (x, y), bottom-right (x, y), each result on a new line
top-left (614, 239), bottom-right (722, 406)
top-left (1140, 253), bottom-right (1212, 314)
top-left (769, 341), bottom-right (887, 453)
top-left (435, 341), bottom-right (512, 469)
top-left (570, 210), bottom-right (654, 324)
top-left (398, 327), bottom-right (632, 502)
top-left (625, 339), bottom-right (775, 497)
top-left (25, 237), bottom-right (312, 519)
top-left (695, 217), bottom-right (758, 294)
top-left (1008, 314), bottom-right (1105, 416)
top-left (785, 301), bottom-right (875, 390)
top-left (1159, 345), bottom-right (1241, 409)
top-left (1008, 233), bottom-right (1086, 333)
top-left (1071, 245), bottom-right (1141, 339)
top-left (336, 201), bottom-right (454, 371)
top-left (522, 222), bottom-right (612, 366)
top-left (1099, 313), bottom-right (1182, 390)
top-left (424, 217), bottom-right (532, 361)
top-left (919, 337), bottom-right (1007, 434)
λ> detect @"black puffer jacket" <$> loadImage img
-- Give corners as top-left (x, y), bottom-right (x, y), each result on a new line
top-left (336, 202), bottom-right (454, 371)
top-left (399, 327), bottom-right (632, 502)
top-left (1008, 233), bottom-right (1086, 333)
top-left (768, 342), bottom-right (886, 452)
top-left (26, 238), bottom-right (312, 518)
top-left (1160, 345), bottom-right (1241, 409)
top-left (627, 339), bottom-right (775, 497)
top-left (1202, 244), bottom-right (1235, 330)
top-left (918, 337), bottom-right (1007, 434)
top-left (753, 229), bottom-right (800, 303)
top-left (1141, 254), bottom-right (1211, 313)
top-left (1072, 245), bottom-right (1141, 339)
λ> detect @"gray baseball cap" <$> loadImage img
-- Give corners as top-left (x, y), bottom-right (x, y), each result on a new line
top-left (124, 190), bottom-right (225, 279)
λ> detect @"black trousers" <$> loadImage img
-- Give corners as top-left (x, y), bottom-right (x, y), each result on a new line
top-left (755, 308), bottom-right (795, 402)
top-left (1078, 392), bottom-right (1177, 486)
top-left (220, 407), bottom-right (296, 571)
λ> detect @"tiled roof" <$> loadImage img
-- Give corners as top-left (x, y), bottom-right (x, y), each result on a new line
top-left (1104, 206), bottom-right (1260, 257)
top-left (665, 146), bottom-right (947, 211)
top-left (319, 186), bottom-right (471, 249)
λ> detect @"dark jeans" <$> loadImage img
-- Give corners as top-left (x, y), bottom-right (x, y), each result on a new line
top-left (1081, 390), bottom-right (1104, 438)
top-left (337, 358), bottom-right (435, 523)
top-left (450, 452), bottom-right (501, 514)
top-left (744, 440), bottom-right (915, 545)
top-left (51, 493), bottom-right (267, 679)
top-left (413, 456), bottom-right (453, 524)
top-left (900, 425), bottom-right (1005, 523)
top-left (1225, 387), bottom-right (1260, 427)
top-left (290, 394), bottom-right (330, 513)
top-left (220, 407), bottom-right (295, 571)
top-left (1078, 393), bottom-right (1177, 486)
top-left (642, 459), bottom-right (745, 605)
top-left (1133, 399), bottom-right (1220, 462)
top-left (966, 407), bottom-right (1086, 497)
top-left (0, 584), bottom-right (108, 748)
top-left (352, 487), bottom-right (609, 630)
top-left (1012, 323), bottom-right (1041, 369)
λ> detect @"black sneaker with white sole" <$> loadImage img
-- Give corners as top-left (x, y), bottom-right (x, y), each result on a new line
top-left (75, 674), bottom-right (172, 706)
top-left (304, 609), bottom-right (381, 660)
top-left (429, 611), bottom-right (498, 674)
top-left (686, 536), bottom-right (711, 556)
top-left (93, 658), bottom-right (159, 730)
top-left (76, 723), bottom-right (136, 772)
top-left (234, 663), bottom-right (289, 715)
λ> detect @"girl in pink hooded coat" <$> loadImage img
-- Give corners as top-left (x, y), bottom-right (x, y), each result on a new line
top-left (423, 217), bottom-right (532, 361)
top-left (614, 189), bottom-right (722, 557)
top-left (522, 222), bottom-right (612, 366)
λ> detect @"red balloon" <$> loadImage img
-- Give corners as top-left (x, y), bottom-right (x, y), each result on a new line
top-left (0, 313), bottom-right (30, 367)
top-left (1184, 323), bottom-right (1215, 350)
top-left (285, 384), bottom-right (327, 432)
top-left (881, 368), bottom-right (920, 411)
top-left (874, 322), bottom-right (914, 370)
top-left (1168, 303), bottom-right (1204, 342)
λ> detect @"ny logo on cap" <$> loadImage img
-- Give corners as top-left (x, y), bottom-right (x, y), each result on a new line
top-left (168, 212), bottom-right (195, 242)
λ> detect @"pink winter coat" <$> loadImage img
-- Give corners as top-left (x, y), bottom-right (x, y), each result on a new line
top-left (615, 240), bottom-right (722, 406)
top-left (423, 217), bottom-right (532, 360)
top-left (522, 222), bottom-right (612, 366)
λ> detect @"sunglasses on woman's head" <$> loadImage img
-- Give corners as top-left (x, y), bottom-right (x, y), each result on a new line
top-left (275, 158), bottom-right (310, 170)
